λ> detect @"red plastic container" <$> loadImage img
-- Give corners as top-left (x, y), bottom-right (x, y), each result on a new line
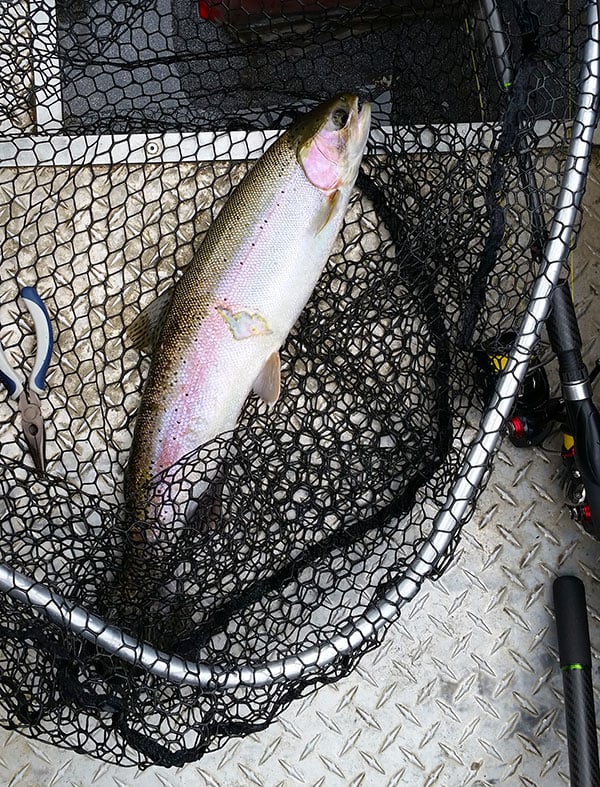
top-left (199, 0), bottom-right (362, 27)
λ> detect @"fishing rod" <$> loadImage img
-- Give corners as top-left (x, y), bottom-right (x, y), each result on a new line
top-left (475, 18), bottom-right (600, 537)
top-left (554, 575), bottom-right (600, 787)
top-left (474, 6), bottom-right (600, 782)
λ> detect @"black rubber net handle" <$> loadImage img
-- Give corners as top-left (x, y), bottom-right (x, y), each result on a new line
top-left (547, 281), bottom-right (600, 539)
top-left (553, 575), bottom-right (600, 787)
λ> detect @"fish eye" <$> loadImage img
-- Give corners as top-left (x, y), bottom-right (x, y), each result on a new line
top-left (331, 108), bottom-right (349, 129)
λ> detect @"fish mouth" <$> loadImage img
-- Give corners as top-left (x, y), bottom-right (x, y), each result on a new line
top-left (339, 94), bottom-right (371, 149)
top-left (331, 95), bottom-right (371, 149)
top-left (355, 99), bottom-right (371, 147)
top-left (344, 96), bottom-right (371, 170)
top-left (328, 96), bottom-right (371, 184)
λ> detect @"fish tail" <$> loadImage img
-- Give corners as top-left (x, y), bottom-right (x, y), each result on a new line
top-left (101, 502), bottom-right (163, 626)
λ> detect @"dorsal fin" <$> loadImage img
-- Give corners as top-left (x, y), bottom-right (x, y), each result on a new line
top-left (126, 287), bottom-right (174, 352)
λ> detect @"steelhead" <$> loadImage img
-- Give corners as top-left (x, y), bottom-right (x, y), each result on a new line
top-left (125, 95), bottom-right (371, 528)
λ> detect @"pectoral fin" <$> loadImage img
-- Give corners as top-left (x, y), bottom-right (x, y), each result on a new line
top-left (253, 352), bottom-right (281, 405)
top-left (313, 189), bottom-right (340, 235)
top-left (127, 287), bottom-right (174, 352)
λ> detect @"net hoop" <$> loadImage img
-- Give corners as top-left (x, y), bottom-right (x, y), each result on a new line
top-left (0, 0), bottom-right (598, 695)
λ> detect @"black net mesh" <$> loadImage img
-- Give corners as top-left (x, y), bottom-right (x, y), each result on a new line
top-left (0, 0), bottom-right (596, 768)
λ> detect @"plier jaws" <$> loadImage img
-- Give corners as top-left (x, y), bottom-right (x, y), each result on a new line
top-left (17, 389), bottom-right (45, 473)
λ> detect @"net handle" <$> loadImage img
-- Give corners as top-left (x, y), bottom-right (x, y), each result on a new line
top-left (1, 0), bottom-right (599, 692)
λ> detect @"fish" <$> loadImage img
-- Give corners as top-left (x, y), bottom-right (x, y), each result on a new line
top-left (124, 94), bottom-right (371, 539)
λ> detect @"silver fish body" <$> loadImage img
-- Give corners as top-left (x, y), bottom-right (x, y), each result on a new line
top-left (125, 95), bottom-right (371, 526)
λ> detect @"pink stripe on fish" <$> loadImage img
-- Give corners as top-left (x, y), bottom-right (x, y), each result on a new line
top-left (153, 310), bottom-right (227, 474)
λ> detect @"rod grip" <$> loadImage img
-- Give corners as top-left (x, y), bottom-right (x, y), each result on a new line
top-left (553, 576), bottom-right (600, 787)
top-left (548, 281), bottom-right (583, 352)
top-left (554, 576), bottom-right (592, 668)
top-left (547, 282), bottom-right (586, 383)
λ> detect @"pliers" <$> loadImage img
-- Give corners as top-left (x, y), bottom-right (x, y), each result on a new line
top-left (0, 287), bottom-right (53, 473)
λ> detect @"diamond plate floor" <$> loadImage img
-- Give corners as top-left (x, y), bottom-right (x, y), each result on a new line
top-left (1, 154), bottom-right (600, 786)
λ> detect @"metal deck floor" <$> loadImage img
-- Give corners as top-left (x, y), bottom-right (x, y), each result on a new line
top-left (1, 153), bottom-right (599, 786)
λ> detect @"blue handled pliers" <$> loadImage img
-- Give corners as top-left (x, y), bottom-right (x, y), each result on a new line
top-left (0, 287), bottom-right (53, 473)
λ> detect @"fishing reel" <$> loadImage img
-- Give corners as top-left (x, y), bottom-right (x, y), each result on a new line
top-left (474, 330), bottom-right (555, 449)
top-left (474, 295), bottom-right (600, 541)
top-left (506, 361), bottom-right (600, 535)
top-left (558, 361), bottom-right (600, 533)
